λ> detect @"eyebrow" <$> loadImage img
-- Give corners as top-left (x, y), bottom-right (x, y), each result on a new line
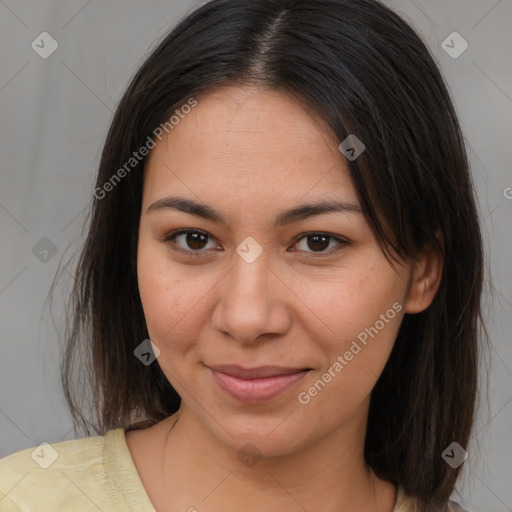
top-left (147, 196), bottom-right (362, 227)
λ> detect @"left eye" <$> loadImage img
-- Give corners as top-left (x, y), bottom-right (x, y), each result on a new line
top-left (292, 233), bottom-right (347, 255)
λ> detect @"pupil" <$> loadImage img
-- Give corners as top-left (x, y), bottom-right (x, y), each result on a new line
top-left (187, 232), bottom-right (207, 250)
top-left (307, 235), bottom-right (329, 251)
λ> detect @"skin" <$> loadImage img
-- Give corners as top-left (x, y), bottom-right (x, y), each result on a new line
top-left (127, 84), bottom-right (443, 512)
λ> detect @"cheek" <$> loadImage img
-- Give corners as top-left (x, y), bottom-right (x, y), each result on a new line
top-left (137, 253), bottom-right (202, 387)
top-left (136, 238), bottom-right (221, 360)
top-left (294, 260), bottom-right (406, 388)
top-left (295, 280), bottom-right (404, 421)
top-left (137, 238), bottom-right (190, 344)
top-left (298, 263), bottom-right (405, 341)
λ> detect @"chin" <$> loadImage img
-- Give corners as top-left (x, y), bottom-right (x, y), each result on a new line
top-left (205, 409), bottom-right (316, 460)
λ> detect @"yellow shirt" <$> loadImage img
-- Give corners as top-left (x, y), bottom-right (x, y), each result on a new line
top-left (0, 428), bottom-right (468, 511)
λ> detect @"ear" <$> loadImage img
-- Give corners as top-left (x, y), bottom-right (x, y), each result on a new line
top-left (404, 230), bottom-right (444, 314)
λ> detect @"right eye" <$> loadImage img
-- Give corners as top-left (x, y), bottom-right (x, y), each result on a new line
top-left (163, 229), bottom-right (222, 255)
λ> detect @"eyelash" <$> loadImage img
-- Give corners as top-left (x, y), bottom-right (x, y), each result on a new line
top-left (162, 229), bottom-right (349, 258)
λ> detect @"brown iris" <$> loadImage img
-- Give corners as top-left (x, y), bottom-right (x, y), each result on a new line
top-left (306, 234), bottom-right (330, 252)
top-left (186, 232), bottom-right (209, 250)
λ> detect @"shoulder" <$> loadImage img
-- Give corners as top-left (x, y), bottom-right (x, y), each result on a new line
top-left (0, 428), bottom-right (152, 511)
top-left (447, 502), bottom-right (471, 512)
top-left (0, 431), bottom-right (107, 474)
top-left (395, 487), bottom-right (472, 512)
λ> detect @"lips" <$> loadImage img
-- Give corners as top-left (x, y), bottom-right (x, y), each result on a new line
top-left (207, 364), bottom-right (311, 403)
top-left (209, 364), bottom-right (309, 379)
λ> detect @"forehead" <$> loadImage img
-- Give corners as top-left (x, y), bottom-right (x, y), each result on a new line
top-left (143, 85), bottom-right (358, 208)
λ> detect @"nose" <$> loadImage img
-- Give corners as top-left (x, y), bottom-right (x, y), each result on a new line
top-left (211, 250), bottom-right (292, 344)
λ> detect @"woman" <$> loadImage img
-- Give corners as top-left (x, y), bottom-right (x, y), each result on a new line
top-left (0, 0), bottom-right (484, 510)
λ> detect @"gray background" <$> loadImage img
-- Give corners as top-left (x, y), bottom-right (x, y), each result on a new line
top-left (0, 1), bottom-right (511, 510)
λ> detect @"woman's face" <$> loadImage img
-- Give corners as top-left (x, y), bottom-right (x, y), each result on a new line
top-left (137, 84), bottom-right (416, 456)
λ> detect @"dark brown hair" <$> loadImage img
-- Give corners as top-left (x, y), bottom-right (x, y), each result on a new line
top-left (60, 0), bottom-right (487, 507)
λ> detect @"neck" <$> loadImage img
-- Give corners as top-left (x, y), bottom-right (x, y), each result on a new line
top-left (155, 404), bottom-right (396, 512)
